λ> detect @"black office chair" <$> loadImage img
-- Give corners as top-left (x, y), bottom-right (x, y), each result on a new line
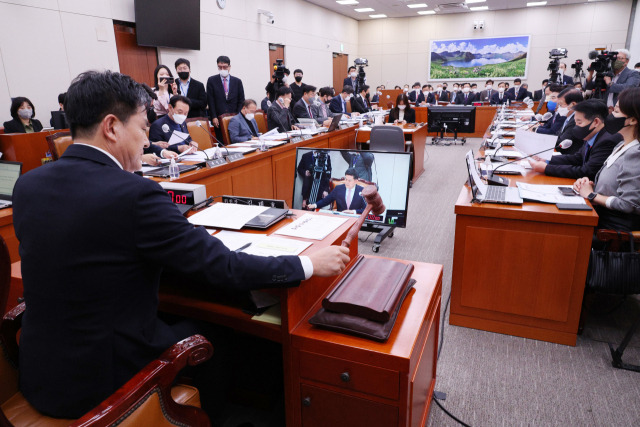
top-left (369, 126), bottom-right (405, 152)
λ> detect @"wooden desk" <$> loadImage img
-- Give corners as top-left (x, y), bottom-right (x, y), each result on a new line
top-left (355, 124), bottom-right (427, 181)
top-left (414, 106), bottom-right (497, 139)
top-left (292, 259), bottom-right (442, 427)
top-left (0, 130), bottom-right (62, 172)
top-left (157, 126), bottom-right (357, 207)
top-left (451, 110), bottom-right (599, 346)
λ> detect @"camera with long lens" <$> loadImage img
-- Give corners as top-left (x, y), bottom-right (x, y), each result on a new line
top-left (272, 59), bottom-right (288, 83)
top-left (587, 49), bottom-right (617, 99)
top-left (547, 48), bottom-right (568, 83)
top-left (571, 59), bottom-right (583, 73)
top-left (353, 58), bottom-right (368, 94)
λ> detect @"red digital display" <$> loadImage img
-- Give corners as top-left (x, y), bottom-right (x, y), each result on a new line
top-left (166, 190), bottom-right (194, 205)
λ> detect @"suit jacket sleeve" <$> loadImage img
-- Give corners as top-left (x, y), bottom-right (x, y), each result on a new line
top-left (329, 97), bottom-right (342, 114)
top-left (405, 108), bottom-right (416, 123)
top-left (134, 179), bottom-right (305, 289)
top-left (149, 121), bottom-right (168, 143)
top-left (536, 115), bottom-right (566, 135)
top-left (236, 78), bottom-right (245, 113)
top-left (3, 119), bottom-right (23, 133)
top-left (546, 134), bottom-right (620, 180)
top-left (228, 115), bottom-right (244, 144)
top-left (354, 187), bottom-right (367, 214)
top-left (609, 146), bottom-right (640, 214)
top-left (315, 188), bottom-right (337, 210)
top-left (609, 68), bottom-right (640, 94)
top-left (206, 77), bottom-right (218, 119)
top-left (189, 80), bottom-right (207, 115)
top-left (293, 100), bottom-right (310, 120)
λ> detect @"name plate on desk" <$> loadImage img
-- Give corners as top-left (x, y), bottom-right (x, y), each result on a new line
top-left (206, 158), bottom-right (227, 168)
top-left (291, 136), bottom-right (303, 144)
top-left (226, 153), bottom-right (244, 162)
top-left (222, 195), bottom-right (287, 209)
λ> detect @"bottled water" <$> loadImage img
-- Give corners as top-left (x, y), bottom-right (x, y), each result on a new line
top-left (169, 158), bottom-right (179, 180)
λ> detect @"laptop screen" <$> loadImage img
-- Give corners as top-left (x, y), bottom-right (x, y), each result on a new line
top-left (0, 161), bottom-right (22, 199)
top-left (465, 150), bottom-right (486, 200)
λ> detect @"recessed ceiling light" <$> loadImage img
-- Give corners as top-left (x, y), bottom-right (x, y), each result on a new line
top-left (417, 10), bottom-right (436, 14)
top-left (369, 14), bottom-right (387, 18)
top-left (465, 0), bottom-right (486, 3)
top-left (407, 3), bottom-right (428, 8)
top-left (469, 5), bottom-right (489, 10)
top-left (336, 0), bottom-right (359, 5)
top-left (354, 7), bottom-right (374, 12)
top-left (527, 1), bottom-right (547, 6)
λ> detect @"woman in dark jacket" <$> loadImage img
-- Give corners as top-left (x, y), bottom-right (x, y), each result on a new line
top-left (3, 97), bottom-right (43, 133)
top-left (388, 93), bottom-right (415, 124)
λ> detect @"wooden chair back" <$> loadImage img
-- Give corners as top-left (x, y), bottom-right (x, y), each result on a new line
top-left (254, 110), bottom-right (268, 134)
top-left (219, 114), bottom-right (236, 146)
top-left (45, 131), bottom-right (72, 161)
top-left (186, 117), bottom-right (214, 150)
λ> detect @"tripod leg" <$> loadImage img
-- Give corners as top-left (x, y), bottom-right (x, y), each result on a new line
top-left (609, 314), bottom-right (640, 372)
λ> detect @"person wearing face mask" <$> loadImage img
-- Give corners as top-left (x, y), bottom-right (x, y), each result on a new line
top-left (507, 78), bottom-right (527, 101)
top-left (520, 83), bottom-right (533, 100)
top-left (3, 97), bottom-right (43, 133)
top-left (403, 85), bottom-right (410, 94)
top-left (293, 84), bottom-right (333, 127)
top-left (329, 86), bottom-right (358, 116)
top-left (534, 79), bottom-right (549, 102)
top-left (573, 87), bottom-right (640, 232)
top-left (554, 89), bottom-right (585, 154)
top-left (265, 68), bottom-right (291, 103)
top-left (148, 95), bottom-right (197, 157)
top-left (372, 86), bottom-right (381, 103)
top-left (534, 84), bottom-right (565, 135)
top-left (312, 87), bottom-right (340, 122)
top-left (229, 99), bottom-right (260, 144)
top-left (350, 85), bottom-right (373, 114)
top-left (529, 99), bottom-right (621, 180)
top-left (455, 83), bottom-right (475, 106)
top-left (490, 82), bottom-right (513, 105)
top-left (344, 66), bottom-right (358, 89)
top-left (417, 85), bottom-right (436, 105)
top-left (470, 83), bottom-right (479, 97)
top-left (479, 80), bottom-right (494, 103)
top-left (557, 63), bottom-right (574, 85)
top-left (388, 93), bottom-right (415, 124)
top-left (586, 49), bottom-right (640, 110)
top-left (290, 69), bottom-right (305, 107)
top-left (407, 82), bottom-right (421, 103)
top-left (174, 58), bottom-right (207, 118)
top-left (434, 84), bottom-right (448, 102)
top-left (206, 55), bottom-right (245, 137)
top-left (267, 86), bottom-right (300, 132)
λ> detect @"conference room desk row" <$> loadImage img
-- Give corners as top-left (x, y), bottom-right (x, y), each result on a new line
top-left (450, 110), bottom-right (597, 346)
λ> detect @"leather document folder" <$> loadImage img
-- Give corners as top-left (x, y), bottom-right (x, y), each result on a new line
top-left (322, 255), bottom-right (415, 323)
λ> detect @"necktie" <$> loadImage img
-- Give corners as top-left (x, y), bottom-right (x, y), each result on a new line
top-left (223, 78), bottom-right (229, 97)
top-left (500, 94), bottom-right (503, 100)
top-left (308, 105), bottom-right (313, 118)
top-left (342, 99), bottom-right (346, 113)
top-left (465, 94), bottom-right (468, 102)
top-left (321, 103), bottom-right (327, 118)
top-left (346, 188), bottom-right (353, 209)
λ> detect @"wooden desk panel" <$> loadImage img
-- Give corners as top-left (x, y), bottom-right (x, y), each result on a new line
top-left (0, 130), bottom-right (63, 172)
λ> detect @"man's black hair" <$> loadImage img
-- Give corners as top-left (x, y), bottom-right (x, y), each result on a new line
top-left (57, 93), bottom-right (66, 105)
top-left (217, 56), bottom-right (231, 65)
top-left (548, 84), bottom-right (564, 93)
top-left (174, 58), bottom-right (190, 69)
top-left (319, 87), bottom-right (333, 97)
top-left (294, 69), bottom-right (303, 75)
top-left (558, 88), bottom-right (583, 105)
top-left (64, 71), bottom-right (151, 139)
top-left (169, 95), bottom-right (191, 108)
top-left (347, 66), bottom-right (356, 73)
top-left (277, 86), bottom-right (293, 97)
top-left (360, 84), bottom-right (370, 93)
top-left (342, 86), bottom-right (354, 94)
top-left (573, 99), bottom-right (609, 121)
top-left (302, 84), bottom-right (317, 94)
top-left (514, 78), bottom-right (522, 83)
top-left (345, 168), bottom-right (357, 178)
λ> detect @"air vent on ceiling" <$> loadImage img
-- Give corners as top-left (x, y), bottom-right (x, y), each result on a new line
top-left (434, 2), bottom-right (469, 13)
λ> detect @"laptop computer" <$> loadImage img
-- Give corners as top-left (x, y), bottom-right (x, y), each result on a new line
top-left (50, 111), bottom-right (68, 130)
top-left (0, 161), bottom-right (23, 209)
top-left (465, 150), bottom-right (523, 205)
top-left (327, 114), bottom-right (342, 132)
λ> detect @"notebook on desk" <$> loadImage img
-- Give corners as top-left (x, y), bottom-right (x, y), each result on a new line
top-left (465, 150), bottom-right (522, 205)
top-left (0, 161), bottom-right (22, 209)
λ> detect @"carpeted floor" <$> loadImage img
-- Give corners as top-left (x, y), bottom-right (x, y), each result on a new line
top-left (354, 138), bottom-right (640, 427)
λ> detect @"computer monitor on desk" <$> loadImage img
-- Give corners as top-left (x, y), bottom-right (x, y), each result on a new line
top-left (427, 106), bottom-right (476, 134)
top-left (292, 148), bottom-right (411, 227)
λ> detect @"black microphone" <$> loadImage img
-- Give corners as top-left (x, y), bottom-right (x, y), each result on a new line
top-left (588, 50), bottom-right (598, 60)
top-left (487, 139), bottom-right (573, 187)
top-left (195, 120), bottom-right (230, 158)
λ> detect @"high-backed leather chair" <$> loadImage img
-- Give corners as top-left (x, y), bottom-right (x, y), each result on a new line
top-left (219, 114), bottom-right (236, 146)
top-left (0, 295), bottom-right (214, 426)
top-left (370, 126), bottom-right (406, 153)
top-left (254, 110), bottom-right (267, 135)
top-left (186, 117), bottom-right (214, 150)
top-left (45, 131), bottom-right (73, 161)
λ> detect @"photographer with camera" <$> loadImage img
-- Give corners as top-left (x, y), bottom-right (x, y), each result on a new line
top-left (266, 59), bottom-right (290, 103)
top-left (151, 65), bottom-right (177, 120)
top-left (586, 49), bottom-right (640, 109)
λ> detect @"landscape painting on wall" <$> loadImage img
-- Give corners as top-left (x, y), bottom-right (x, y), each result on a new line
top-left (429, 35), bottom-right (530, 80)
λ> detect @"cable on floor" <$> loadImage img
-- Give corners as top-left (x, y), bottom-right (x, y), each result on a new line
top-left (433, 395), bottom-right (472, 427)
top-left (437, 289), bottom-right (452, 360)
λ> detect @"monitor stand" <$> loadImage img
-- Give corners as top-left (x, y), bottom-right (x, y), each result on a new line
top-left (361, 223), bottom-right (396, 253)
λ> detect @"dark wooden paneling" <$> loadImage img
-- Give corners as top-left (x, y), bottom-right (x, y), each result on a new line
top-left (114, 23), bottom-right (157, 86)
top-left (333, 53), bottom-right (348, 92)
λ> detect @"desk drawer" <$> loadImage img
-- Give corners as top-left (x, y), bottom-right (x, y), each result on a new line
top-left (299, 351), bottom-right (399, 400)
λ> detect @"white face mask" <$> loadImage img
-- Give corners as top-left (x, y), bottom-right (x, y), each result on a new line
top-left (350, 72), bottom-right (357, 78)
top-left (486, 85), bottom-right (493, 90)
top-left (472, 88), bottom-right (477, 93)
top-left (18, 108), bottom-right (33, 120)
top-left (423, 91), bottom-right (429, 96)
top-left (173, 113), bottom-right (187, 124)
top-left (398, 105), bottom-right (406, 110)
top-left (498, 87), bottom-right (505, 93)
top-left (282, 76), bottom-right (288, 84)
top-left (377, 91), bottom-right (382, 95)
top-left (403, 88), bottom-right (409, 92)
top-left (514, 84), bottom-right (521, 90)
top-left (245, 113), bottom-right (255, 121)
top-left (453, 87), bottom-right (459, 91)
top-left (219, 69), bottom-right (229, 78)
top-left (556, 106), bottom-right (569, 117)
top-left (462, 87), bottom-right (470, 93)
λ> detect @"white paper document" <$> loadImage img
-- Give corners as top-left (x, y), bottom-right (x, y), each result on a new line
top-left (188, 203), bottom-right (270, 230)
top-left (516, 183), bottom-right (587, 205)
top-left (485, 149), bottom-right (523, 158)
top-left (513, 128), bottom-right (558, 161)
top-left (212, 230), bottom-right (266, 251)
top-left (274, 213), bottom-right (348, 241)
top-left (480, 162), bottom-right (523, 174)
top-left (212, 231), bottom-right (312, 256)
top-left (168, 130), bottom-right (191, 146)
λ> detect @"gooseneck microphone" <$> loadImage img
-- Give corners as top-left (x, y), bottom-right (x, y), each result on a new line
top-left (487, 139), bottom-right (573, 187)
top-left (160, 123), bottom-right (195, 158)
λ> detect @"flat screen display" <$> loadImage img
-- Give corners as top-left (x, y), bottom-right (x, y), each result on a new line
top-left (134, 0), bottom-right (200, 50)
top-left (292, 148), bottom-right (411, 228)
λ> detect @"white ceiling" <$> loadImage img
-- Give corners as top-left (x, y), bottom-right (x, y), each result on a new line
top-left (303, 0), bottom-right (619, 21)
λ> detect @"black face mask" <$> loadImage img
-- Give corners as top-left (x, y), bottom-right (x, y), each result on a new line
top-left (295, 76), bottom-right (303, 83)
top-left (604, 114), bottom-right (629, 135)
top-left (177, 71), bottom-right (190, 80)
top-left (572, 120), bottom-right (595, 140)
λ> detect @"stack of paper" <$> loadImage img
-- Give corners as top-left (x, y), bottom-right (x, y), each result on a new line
top-left (274, 213), bottom-right (348, 241)
top-left (188, 203), bottom-right (270, 230)
top-left (212, 230), bottom-right (312, 256)
top-left (516, 183), bottom-right (587, 205)
top-left (513, 128), bottom-right (558, 161)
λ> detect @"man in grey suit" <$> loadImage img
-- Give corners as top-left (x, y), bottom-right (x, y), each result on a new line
top-left (479, 79), bottom-right (495, 103)
top-left (292, 84), bottom-right (333, 128)
top-left (228, 99), bottom-right (260, 144)
top-left (312, 87), bottom-right (341, 123)
top-left (586, 49), bottom-right (640, 109)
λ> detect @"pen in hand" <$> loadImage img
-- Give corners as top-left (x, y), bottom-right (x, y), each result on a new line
top-left (236, 242), bottom-right (251, 252)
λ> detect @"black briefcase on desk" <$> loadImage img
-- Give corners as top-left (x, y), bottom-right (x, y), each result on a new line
top-left (309, 255), bottom-right (415, 342)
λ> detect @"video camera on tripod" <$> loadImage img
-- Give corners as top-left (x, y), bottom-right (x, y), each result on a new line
top-left (272, 58), bottom-right (290, 95)
top-left (353, 58), bottom-right (368, 95)
top-left (547, 48), bottom-right (568, 84)
top-left (587, 49), bottom-right (617, 100)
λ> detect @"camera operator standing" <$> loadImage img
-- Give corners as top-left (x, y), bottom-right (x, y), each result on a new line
top-left (586, 49), bottom-right (640, 110)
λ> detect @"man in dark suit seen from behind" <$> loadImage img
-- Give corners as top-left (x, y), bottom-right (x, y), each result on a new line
top-left (586, 49), bottom-right (640, 110)
top-left (507, 78), bottom-right (528, 101)
top-left (267, 86), bottom-right (299, 132)
top-left (12, 70), bottom-right (351, 421)
top-left (529, 99), bottom-right (621, 180)
top-left (308, 168), bottom-right (367, 214)
top-left (554, 88), bottom-right (584, 154)
top-left (455, 83), bottom-right (475, 105)
top-left (351, 84), bottom-right (373, 114)
top-left (148, 95), bottom-right (197, 155)
top-left (206, 55), bottom-right (245, 137)
top-left (343, 66), bottom-right (358, 90)
top-left (293, 84), bottom-right (333, 127)
top-left (174, 58), bottom-right (207, 118)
